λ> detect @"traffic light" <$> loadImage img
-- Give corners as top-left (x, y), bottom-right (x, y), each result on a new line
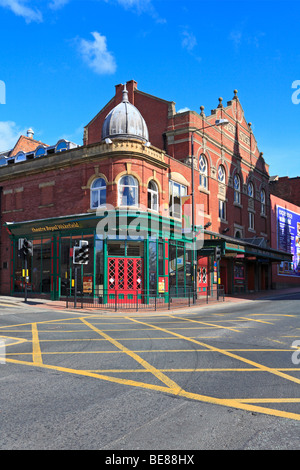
top-left (73, 241), bottom-right (89, 265)
top-left (21, 239), bottom-right (33, 257)
top-left (215, 246), bottom-right (221, 262)
top-left (80, 241), bottom-right (89, 264)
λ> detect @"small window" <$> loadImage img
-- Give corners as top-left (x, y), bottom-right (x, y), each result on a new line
top-left (15, 152), bottom-right (26, 163)
top-left (249, 212), bottom-right (255, 230)
top-left (169, 180), bottom-right (187, 218)
top-left (248, 181), bottom-right (254, 198)
top-left (56, 140), bottom-right (68, 152)
top-left (199, 154), bottom-right (208, 189)
top-left (219, 200), bottom-right (226, 220)
top-left (261, 189), bottom-right (266, 215)
top-left (147, 180), bottom-right (159, 211)
top-left (234, 174), bottom-right (241, 204)
top-left (90, 177), bottom-right (106, 209)
top-left (35, 146), bottom-right (46, 158)
top-left (118, 175), bottom-right (138, 207)
top-left (218, 164), bottom-right (226, 183)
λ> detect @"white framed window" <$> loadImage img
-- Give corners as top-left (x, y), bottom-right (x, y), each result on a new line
top-left (169, 180), bottom-right (187, 218)
top-left (261, 189), bottom-right (266, 215)
top-left (199, 154), bottom-right (208, 189)
top-left (234, 174), bottom-right (241, 204)
top-left (118, 175), bottom-right (139, 207)
top-left (90, 177), bottom-right (106, 209)
top-left (219, 200), bottom-right (226, 221)
top-left (218, 164), bottom-right (226, 183)
top-left (147, 180), bottom-right (159, 211)
top-left (248, 181), bottom-right (254, 198)
top-left (249, 212), bottom-right (255, 230)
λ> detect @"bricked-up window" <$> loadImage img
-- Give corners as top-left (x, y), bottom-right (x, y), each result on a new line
top-left (40, 182), bottom-right (54, 206)
top-left (199, 154), bottom-right (208, 189)
top-left (147, 180), bottom-right (159, 211)
top-left (169, 180), bottom-right (187, 218)
top-left (261, 189), bottom-right (266, 215)
top-left (234, 174), bottom-right (241, 204)
top-left (118, 175), bottom-right (138, 207)
top-left (4, 190), bottom-right (13, 211)
top-left (91, 178), bottom-right (106, 209)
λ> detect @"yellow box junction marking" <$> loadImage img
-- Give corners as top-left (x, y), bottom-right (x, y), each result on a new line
top-left (1, 312), bottom-right (300, 422)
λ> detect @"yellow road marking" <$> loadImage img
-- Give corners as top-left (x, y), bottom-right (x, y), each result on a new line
top-left (4, 356), bottom-right (300, 422)
top-left (0, 335), bottom-right (27, 346)
top-left (239, 316), bottom-right (274, 325)
top-left (167, 314), bottom-right (241, 333)
top-left (129, 317), bottom-right (300, 386)
top-left (3, 314), bottom-right (300, 422)
top-left (32, 323), bottom-right (43, 365)
top-left (80, 317), bottom-right (181, 392)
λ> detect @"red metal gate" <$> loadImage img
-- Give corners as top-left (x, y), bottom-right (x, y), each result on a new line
top-left (108, 257), bottom-right (143, 303)
top-left (198, 257), bottom-right (208, 295)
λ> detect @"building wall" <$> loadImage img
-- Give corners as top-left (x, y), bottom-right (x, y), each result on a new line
top-left (270, 176), bottom-right (300, 207)
top-left (84, 82), bottom-right (271, 246)
top-left (270, 194), bottom-right (300, 288)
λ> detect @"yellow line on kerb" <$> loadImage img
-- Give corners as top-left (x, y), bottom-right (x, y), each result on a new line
top-left (31, 323), bottom-right (43, 365)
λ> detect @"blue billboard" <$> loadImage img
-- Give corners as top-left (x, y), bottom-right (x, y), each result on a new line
top-left (277, 205), bottom-right (300, 277)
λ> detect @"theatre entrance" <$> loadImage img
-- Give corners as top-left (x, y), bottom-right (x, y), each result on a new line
top-left (107, 257), bottom-right (143, 303)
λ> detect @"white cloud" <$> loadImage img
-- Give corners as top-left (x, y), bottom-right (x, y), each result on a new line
top-left (0, 0), bottom-right (42, 23)
top-left (106, 0), bottom-right (166, 23)
top-left (48, 0), bottom-right (70, 10)
top-left (0, 121), bottom-right (26, 152)
top-left (181, 30), bottom-right (197, 52)
top-left (177, 107), bottom-right (190, 113)
top-left (78, 32), bottom-right (117, 75)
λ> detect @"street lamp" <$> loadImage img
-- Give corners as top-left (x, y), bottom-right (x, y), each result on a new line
top-left (190, 118), bottom-right (229, 304)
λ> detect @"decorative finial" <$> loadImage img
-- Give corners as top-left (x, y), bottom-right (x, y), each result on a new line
top-left (218, 97), bottom-right (223, 108)
top-left (122, 83), bottom-right (129, 103)
top-left (200, 105), bottom-right (205, 116)
top-left (233, 89), bottom-right (238, 99)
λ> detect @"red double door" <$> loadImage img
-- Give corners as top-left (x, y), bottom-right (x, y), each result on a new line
top-left (108, 257), bottom-right (143, 303)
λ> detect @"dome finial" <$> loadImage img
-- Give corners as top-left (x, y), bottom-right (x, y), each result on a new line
top-left (122, 83), bottom-right (129, 103)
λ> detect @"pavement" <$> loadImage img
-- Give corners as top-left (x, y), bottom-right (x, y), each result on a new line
top-left (0, 287), bottom-right (299, 314)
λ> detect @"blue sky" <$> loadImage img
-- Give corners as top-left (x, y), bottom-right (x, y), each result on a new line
top-left (0, 0), bottom-right (299, 177)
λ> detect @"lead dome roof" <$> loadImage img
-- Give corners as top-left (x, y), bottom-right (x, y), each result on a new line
top-left (102, 85), bottom-right (149, 142)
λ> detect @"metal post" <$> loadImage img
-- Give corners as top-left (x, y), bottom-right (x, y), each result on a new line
top-left (191, 133), bottom-right (196, 305)
top-left (24, 256), bottom-right (28, 303)
top-left (74, 266), bottom-right (78, 309)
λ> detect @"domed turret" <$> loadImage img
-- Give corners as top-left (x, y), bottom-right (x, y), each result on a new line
top-left (102, 85), bottom-right (149, 142)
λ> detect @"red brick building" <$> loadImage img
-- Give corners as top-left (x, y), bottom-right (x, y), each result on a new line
top-left (0, 80), bottom-right (291, 301)
top-left (270, 176), bottom-right (300, 207)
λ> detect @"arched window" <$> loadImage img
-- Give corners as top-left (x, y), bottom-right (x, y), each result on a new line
top-left (118, 175), bottom-right (139, 207)
top-left (35, 146), bottom-right (46, 158)
top-left (90, 177), bottom-right (106, 209)
top-left (15, 152), bottom-right (26, 163)
top-left (218, 164), bottom-right (226, 183)
top-left (199, 154), bottom-right (208, 189)
top-left (261, 188), bottom-right (266, 215)
top-left (147, 180), bottom-right (159, 211)
top-left (234, 174), bottom-right (241, 204)
top-left (248, 181), bottom-right (254, 198)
